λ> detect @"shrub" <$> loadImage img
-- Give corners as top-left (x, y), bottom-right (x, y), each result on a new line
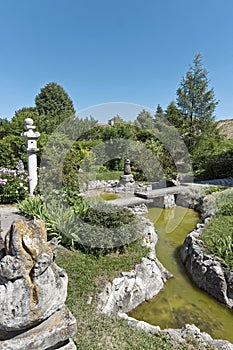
top-left (18, 192), bottom-right (139, 254)
top-left (197, 187), bottom-right (233, 218)
top-left (0, 161), bottom-right (29, 204)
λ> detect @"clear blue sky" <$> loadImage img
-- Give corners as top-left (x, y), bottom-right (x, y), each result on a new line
top-left (1, 0), bottom-right (233, 122)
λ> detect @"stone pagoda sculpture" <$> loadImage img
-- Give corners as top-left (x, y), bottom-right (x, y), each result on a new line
top-left (118, 159), bottom-right (135, 186)
top-left (0, 219), bottom-right (77, 349)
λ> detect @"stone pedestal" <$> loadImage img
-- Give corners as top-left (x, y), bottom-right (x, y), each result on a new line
top-left (119, 174), bottom-right (135, 186)
top-left (0, 219), bottom-right (77, 349)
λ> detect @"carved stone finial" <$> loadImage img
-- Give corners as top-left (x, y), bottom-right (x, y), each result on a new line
top-left (124, 159), bottom-right (131, 175)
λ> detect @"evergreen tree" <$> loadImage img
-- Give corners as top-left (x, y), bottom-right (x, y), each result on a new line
top-left (165, 101), bottom-right (187, 130)
top-left (35, 82), bottom-right (76, 134)
top-left (35, 82), bottom-right (75, 117)
top-left (176, 53), bottom-right (218, 127)
top-left (134, 109), bottom-right (154, 130)
top-left (155, 104), bottom-right (163, 116)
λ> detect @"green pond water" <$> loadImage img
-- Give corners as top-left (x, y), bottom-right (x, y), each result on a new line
top-left (128, 206), bottom-right (233, 343)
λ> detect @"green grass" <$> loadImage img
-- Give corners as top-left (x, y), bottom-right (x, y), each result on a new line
top-left (201, 214), bottom-right (233, 269)
top-left (56, 243), bottom-right (216, 349)
top-left (200, 188), bottom-right (233, 269)
top-left (96, 170), bottom-right (122, 181)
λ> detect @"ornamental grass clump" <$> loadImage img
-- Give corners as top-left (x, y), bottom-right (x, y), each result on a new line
top-left (201, 188), bottom-right (233, 269)
top-left (0, 161), bottom-right (29, 204)
top-left (18, 192), bottom-right (139, 254)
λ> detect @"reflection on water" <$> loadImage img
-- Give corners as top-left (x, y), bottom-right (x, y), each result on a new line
top-left (129, 207), bottom-right (233, 342)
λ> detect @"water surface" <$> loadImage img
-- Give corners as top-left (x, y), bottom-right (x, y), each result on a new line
top-left (129, 207), bottom-right (233, 342)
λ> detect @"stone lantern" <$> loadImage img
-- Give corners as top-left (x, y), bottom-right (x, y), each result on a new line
top-left (21, 118), bottom-right (40, 196)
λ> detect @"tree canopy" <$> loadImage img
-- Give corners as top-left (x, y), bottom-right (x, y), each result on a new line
top-left (35, 82), bottom-right (75, 118)
top-left (176, 53), bottom-right (218, 126)
top-left (34, 82), bottom-right (76, 134)
top-left (134, 109), bottom-right (154, 130)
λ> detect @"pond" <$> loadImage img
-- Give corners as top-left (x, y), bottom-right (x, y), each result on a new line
top-left (128, 206), bottom-right (233, 343)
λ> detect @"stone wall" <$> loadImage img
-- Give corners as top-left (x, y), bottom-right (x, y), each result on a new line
top-left (180, 221), bottom-right (233, 310)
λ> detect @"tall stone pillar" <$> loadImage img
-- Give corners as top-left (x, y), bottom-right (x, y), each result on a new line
top-left (21, 118), bottom-right (40, 196)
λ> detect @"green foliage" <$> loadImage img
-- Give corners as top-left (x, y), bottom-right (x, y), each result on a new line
top-left (134, 109), bottom-right (155, 130)
top-left (108, 114), bottom-right (125, 125)
top-left (201, 215), bottom-right (233, 268)
top-left (63, 140), bottom-right (100, 193)
top-left (56, 246), bottom-right (216, 349)
top-left (165, 101), bottom-right (187, 130)
top-left (177, 53), bottom-right (218, 126)
top-left (155, 104), bottom-right (164, 115)
top-left (35, 82), bottom-right (76, 134)
top-left (201, 187), bottom-right (233, 218)
top-left (0, 118), bottom-right (12, 138)
top-left (35, 82), bottom-right (75, 117)
top-left (18, 192), bottom-right (139, 254)
top-left (11, 107), bottom-right (39, 136)
top-left (175, 53), bottom-right (221, 176)
top-left (0, 162), bottom-right (29, 204)
top-left (0, 135), bottom-right (26, 168)
top-left (101, 123), bottom-right (136, 141)
top-left (195, 145), bottom-right (233, 180)
top-left (17, 194), bottom-right (87, 247)
top-left (96, 170), bottom-right (122, 181)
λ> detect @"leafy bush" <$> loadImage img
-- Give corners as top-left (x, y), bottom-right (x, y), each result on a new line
top-left (0, 161), bottom-right (29, 204)
top-left (202, 187), bottom-right (233, 218)
top-left (18, 193), bottom-right (139, 254)
top-left (0, 135), bottom-right (26, 168)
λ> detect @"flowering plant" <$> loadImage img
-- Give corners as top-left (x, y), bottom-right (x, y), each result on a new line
top-left (0, 161), bottom-right (29, 204)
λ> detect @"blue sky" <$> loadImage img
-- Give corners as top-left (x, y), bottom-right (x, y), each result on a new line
top-left (1, 0), bottom-right (233, 122)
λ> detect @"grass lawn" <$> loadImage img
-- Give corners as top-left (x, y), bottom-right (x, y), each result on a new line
top-left (56, 242), bottom-right (216, 349)
top-left (96, 171), bottom-right (122, 181)
top-left (201, 214), bottom-right (233, 269)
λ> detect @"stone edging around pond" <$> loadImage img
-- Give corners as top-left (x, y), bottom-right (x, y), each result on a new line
top-left (118, 313), bottom-right (233, 350)
top-left (97, 217), bottom-right (172, 315)
top-left (82, 179), bottom-right (150, 193)
top-left (96, 214), bottom-right (233, 349)
top-left (180, 220), bottom-right (233, 310)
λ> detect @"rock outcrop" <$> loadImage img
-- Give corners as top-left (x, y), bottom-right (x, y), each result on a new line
top-left (97, 218), bottom-right (172, 315)
top-left (0, 219), bottom-right (77, 349)
top-left (180, 222), bottom-right (233, 309)
top-left (119, 313), bottom-right (233, 350)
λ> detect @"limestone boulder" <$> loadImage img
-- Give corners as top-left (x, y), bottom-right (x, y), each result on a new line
top-left (97, 251), bottom-right (172, 315)
top-left (181, 225), bottom-right (233, 309)
top-left (0, 306), bottom-right (77, 350)
top-left (0, 219), bottom-right (68, 333)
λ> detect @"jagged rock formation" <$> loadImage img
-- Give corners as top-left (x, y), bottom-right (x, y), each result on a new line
top-left (180, 222), bottom-right (233, 310)
top-left (97, 218), bottom-right (172, 315)
top-left (0, 219), bottom-right (77, 349)
top-left (119, 314), bottom-right (233, 350)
